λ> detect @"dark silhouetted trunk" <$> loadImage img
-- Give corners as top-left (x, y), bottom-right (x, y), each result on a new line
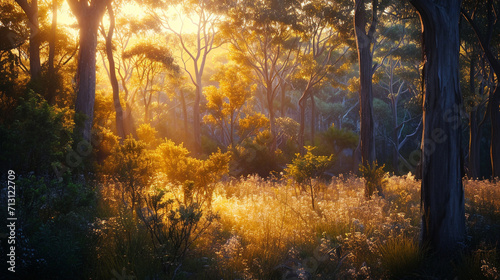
top-left (411, 0), bottom-right (465, 254)
top-left (102, 3), bottom-right (125, 140)
top-left (15, 0), bottom-right (41, 79)
top-left (354, 0), bottom-right (377, 167)
top-left (468, 55), bottom-right (480, 178)
top-left (75, 20), bottom-right (99, 141)
top-left (46, 0), bottom-right (57, 105)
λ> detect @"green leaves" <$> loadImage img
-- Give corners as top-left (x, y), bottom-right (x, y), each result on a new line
top-left (285, 146), bottom-right (333, 185)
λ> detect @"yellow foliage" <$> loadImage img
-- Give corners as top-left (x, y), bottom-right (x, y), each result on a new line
top-left (136, 123), bottom-right (160, 148)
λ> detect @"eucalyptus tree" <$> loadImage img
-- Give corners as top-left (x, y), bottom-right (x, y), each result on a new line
top-left (67, 0), bottom-right (111, 141)
top-left (144, 0), bottom-right (224, 154)
top-left (220, 0), bottom-right (302, 151)
top-left (294, 0), bottom-right (349, 151)
top-left (410, 0), bottom-right (465, 254)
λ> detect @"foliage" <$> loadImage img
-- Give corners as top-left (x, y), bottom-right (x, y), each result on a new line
top-left (230, 130), bottom-right (282, 177)
top-left (137, 187), bottom-right (217, 274)
top-left (285, 146), bottom-right (333, 209)
top-left (136, 123), bottom-right (160, 148)
top-left (156, 139), bottom-right (230, 206)
top-left (317, 124), bottom-right (358, 155)
top-left (103, 136), bottom-right (153, 212)
top-left (359, 161), bottom-right (388, 199)
top-left (0, 91), bottom-right (73, 175)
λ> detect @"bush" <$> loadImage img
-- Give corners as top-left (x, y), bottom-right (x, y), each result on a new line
top-left (0, 91), bottom-right (73, 175)
top-left (285, 146), bottom-right (333, 209)
top-left (156, 139), bottom-right (230, 207)
top-left (231, 130), bottom-right (283, 177)
top-left (359, 161), bottom-right (387, 199)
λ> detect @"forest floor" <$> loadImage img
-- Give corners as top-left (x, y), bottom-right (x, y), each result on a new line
top-left (92, 174), bottom-right (500, 279)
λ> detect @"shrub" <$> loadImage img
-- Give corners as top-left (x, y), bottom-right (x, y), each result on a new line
top-left (156, 139), bottom-right (230, 207)
top-left (231, 130), bottom-right (283, 177)
top-left (359, 161), bottom-right (387, 199)
top-left (285, 146), bottom-right (333, 209)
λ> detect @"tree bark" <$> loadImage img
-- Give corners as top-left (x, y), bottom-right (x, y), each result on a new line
top-left (15, 0), bottom-right (41, 80)
top-left (102, 2), bottom-right (125, 140)
top-left (179, 88), bottom-right (189, 140)
top-left (69, 0), bottom-right (110, 141)
top-left (310, 93), bottom-right (316, 146)
top-left (298, 88), bottom-right (310, 152)
top-left (354, 0), bottom-right (377, 167)
top-left (47, 0), bottom-right (57, 105)
top-left (193, 82), bottom-right (202, 153)
top-left (468, 55), bottom-right (480, 178)
top-left (411, 0), bottom-right (465, 254)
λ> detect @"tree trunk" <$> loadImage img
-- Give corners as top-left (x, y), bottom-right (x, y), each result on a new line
top-left (15, 0), bottom-right (41, 80)
top-left (468, 55), bottom-right (480, 178)
top-left (411, 0), bottom-right (465, 254)
top-left (179, 88), bottom-right (189, 139)
top-left (267, 85), bottom-right (277, 151)
top-left (298, 89), bottom-right (309, 152)
top-left (46, 0), bottom-right (57, 105)
top-left (281, 82), bottom-right (286, 117)
top-left (490, 87), bottom-right (500, 178)
top-left (354, 0), bottom-right (376, 167)
top-left (103, 3), bottom-right (125, 140)
top-left (468, 110), bottom-right (481, 178)
top-left (75, 20), bottom-right (99, 141)
top-left (193, 81), bottom-right (202, 154)
top-left (310, 93), bottom-right (316, 146)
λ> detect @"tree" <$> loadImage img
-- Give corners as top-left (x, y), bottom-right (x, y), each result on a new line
top-left (221, 0), bottom-right (300, 151)
top-left (203, 63), bottom-right (256, 146)
top-left (68, 0), bottom-right (111, 141)
top-left (295, 1), bottom-right (348, 151)
top-left (147, 0), bottom-right (223, 154)
top-left (14, 0), bottom-right (41, 80)
top-left (410, 0), bottom-right (465, 254)
top-left (123, 42), bottom-right (177, 125)
top-left (100, 1), bottom-right (126, 140)
top-left (354, 0), bottom-right (378, 169)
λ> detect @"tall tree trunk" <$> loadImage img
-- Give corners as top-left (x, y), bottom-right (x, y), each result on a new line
top-left (354, 0), bottom-right (377, 167)
top-left (310, 93), bottom-right (316, 146)
top-left (280, 81), bottom-right (286, 117)
top-left (490, 87), bottom-right (500, 178)
top-left (102, 3), bottom-right (125, 140)
top-left (468, 55), bottom-right (480, 178)
top-left (391, 98), bottom-right (399, 172)
top-left (74, 19), bottom-right (99, 141)
top-left (298, 88), bottom-right (309, 152)
top-left (193, 81), bottom-right (202, 154)
top-left (69, 0), bottom-right (110, 142)
top-left (267, 85), bottom-right (277, 151)
top-left (411, 0), bottom-right (465, 254)
top-left (46, 0), bottom-right (57, 105)
top-left (179, 88), bottom-right (189, 139)
top-left (15, 0), bottom-right (41, 80)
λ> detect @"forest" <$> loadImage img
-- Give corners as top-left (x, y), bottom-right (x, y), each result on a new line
top-left (0, 0), bottom-right (499, 279)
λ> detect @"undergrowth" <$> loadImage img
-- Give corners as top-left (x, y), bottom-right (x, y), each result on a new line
top-left (92, 173), bottom-right (500, 279)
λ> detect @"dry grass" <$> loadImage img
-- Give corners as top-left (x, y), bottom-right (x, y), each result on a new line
top-left (94, 173), bottom-right (500, 279)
